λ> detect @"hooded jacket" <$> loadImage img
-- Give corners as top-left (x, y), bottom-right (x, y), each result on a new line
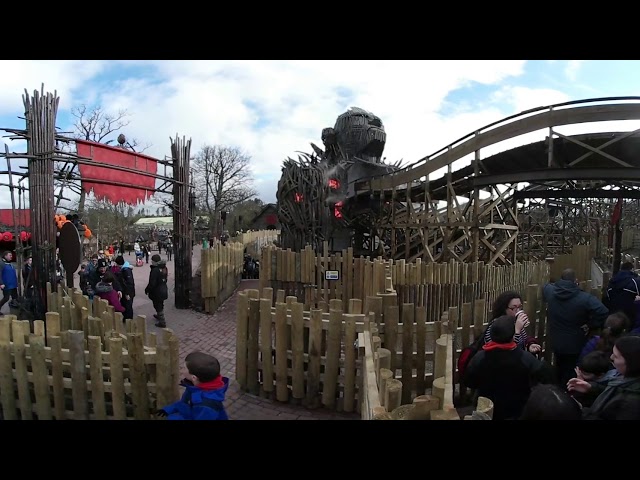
top-left (161, 376), bottom-right (230, 420)
top-left (1, 258), bottom-right (18, 290)
top-left (112, 262), bottom-right (136, 298)
top-left (463, 341), bottom-right (552, 420)
top-left (543, 279), bottom-right (609, 355)
top-left (582, 375), bottom-right (640, 420)
top-left (604, 269), bottom-right (640, 324)
top-left (145, 261), bottom-right (168, 301)
top-left (95, 281), bottom-right (125, 312)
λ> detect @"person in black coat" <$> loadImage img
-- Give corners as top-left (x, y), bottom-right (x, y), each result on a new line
top-left (543, 268), bottom-right (609, 387)
top-left (463, 315), bottom-right (554, 420)
top-left (145, 254), bottom-right (168, 328)
top-left (112, 255), bottom-right (135, 320)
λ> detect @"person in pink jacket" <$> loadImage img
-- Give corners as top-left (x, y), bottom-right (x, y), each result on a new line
top-left (95, 271), bottom-right (125, 313)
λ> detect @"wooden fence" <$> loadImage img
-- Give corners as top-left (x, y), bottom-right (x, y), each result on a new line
top-left (233, 230), bottom-right (280, 257)
top-left (0, 282), bottom-right (181, 420)
top-left (200, 241), bottom-right (245, 313)
top-left (240, 244), bottom-right (597, 418)
top-left (259, 243), bottom-right (396, 308)
top-left (236, 287), bottom-right (518, 416)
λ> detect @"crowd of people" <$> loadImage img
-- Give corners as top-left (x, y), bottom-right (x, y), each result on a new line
top-left (79, 248), bottom-right (169, 328)
top-left (462, 264), bottom-right (640, 420)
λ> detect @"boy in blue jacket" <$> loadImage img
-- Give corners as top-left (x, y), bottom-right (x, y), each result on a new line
top-left (0, 251), bottom-right (19, 314)
top-left (157, 351), bottom-right (230, 420)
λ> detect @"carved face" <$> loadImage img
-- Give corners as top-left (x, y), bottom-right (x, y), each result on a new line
top-left (333, 107), bottom-right (386, 162)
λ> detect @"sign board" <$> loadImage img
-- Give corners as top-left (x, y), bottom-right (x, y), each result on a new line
top-left (325, 270), bottom-right (339, 281)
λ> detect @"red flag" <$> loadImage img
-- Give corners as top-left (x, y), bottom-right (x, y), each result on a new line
top-left (76, 139), bottom-right (158, 205)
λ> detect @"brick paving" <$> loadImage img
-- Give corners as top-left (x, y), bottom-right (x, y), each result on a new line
top-left (125, 246), bottom-right (359, 420)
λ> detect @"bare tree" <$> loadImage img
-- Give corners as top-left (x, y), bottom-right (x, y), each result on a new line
top-left (67, 105), bottom-right (152, 214)
top-left (192, 145), bottom-right (257, 236)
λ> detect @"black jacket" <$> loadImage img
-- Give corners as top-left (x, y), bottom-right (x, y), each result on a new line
top-left (582, 375), bottom-right (640, 420)
top-left (464, 341), bottom-right (553, 420)
top-left (113, 264), bottom-right (135, 298)
top-left (145, 262), bottom-right (168, 301)
top-left (604, 269), bottom-right (639, 323)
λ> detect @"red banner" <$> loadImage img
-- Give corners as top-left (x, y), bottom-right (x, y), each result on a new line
top-left (0, 209), bottom-right (31, 227)
top-left (611, 198), bottom-right (622, 226)
top-left (76, 139), bottom-right (158, 205)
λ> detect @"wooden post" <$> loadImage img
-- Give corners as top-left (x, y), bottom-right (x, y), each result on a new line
top-left (25, 87), bottom-right (59, 319)
top-left (171, 135), bottom-right (193, 309)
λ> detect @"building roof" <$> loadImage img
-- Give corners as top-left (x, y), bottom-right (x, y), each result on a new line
top-left (134, 216), bottom-right (173, 226)
top-left (250, 203), bottom-right (278, 225)
top-left (133, 215), bottom-right (210, 227)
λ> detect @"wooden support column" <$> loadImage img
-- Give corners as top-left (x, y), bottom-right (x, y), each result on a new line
top-left (25, 87), bottom-right (59, 319)
top-left (171, 135), bottom-right (193, 309)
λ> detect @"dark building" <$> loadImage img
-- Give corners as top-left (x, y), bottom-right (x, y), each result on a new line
top-left (250, 203), bottom-right (280, 231)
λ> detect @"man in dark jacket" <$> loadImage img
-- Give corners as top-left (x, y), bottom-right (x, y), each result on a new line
top-left (544, 268), bottom-right (609, 387)
top-left (463, 315), bottom-right (553, 420)
top-left (112, 255), bottom-right (135, 320)
top-left (145, 254), bottom-right (168, 328)
top-left (604, 261), bottom-right (639, 328)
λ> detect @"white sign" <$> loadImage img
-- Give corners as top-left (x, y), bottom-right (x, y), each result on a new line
top-left (325, 270), bottom-right (339, 281)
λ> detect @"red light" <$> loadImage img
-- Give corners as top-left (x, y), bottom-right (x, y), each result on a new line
top-left (334, 201), bottom-right (343, 219)
top-left (328, 178), bottom-right (340, 190)
top-left (294, 192), bottom-right (303, 203)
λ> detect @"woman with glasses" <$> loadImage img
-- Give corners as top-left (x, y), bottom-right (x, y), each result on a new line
top-left (483, 291), bottom-right (542, 355)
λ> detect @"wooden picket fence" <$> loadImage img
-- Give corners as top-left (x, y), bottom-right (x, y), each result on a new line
top-left (240, 243), bottom-right (597, 418)
top-left (259, 243), bottom-right (396, 308)
top-left (359, 318), bottom-right (495, 420)
top-left (233, 230), bottom-right (280, 257)
top-left (200, 241), bottom-right (245, 313)
top-left (0, 282), bottom-right (181, 420)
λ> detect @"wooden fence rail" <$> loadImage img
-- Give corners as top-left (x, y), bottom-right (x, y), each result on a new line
top-left (238, 243), bottom-right (595, 419)
top-left (200, 241), bottom-right (245, 313)
top-left (0, 282), bottom-right (181, 420)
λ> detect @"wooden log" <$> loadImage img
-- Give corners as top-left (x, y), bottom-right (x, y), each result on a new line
top-left (384, 378), bottom-right (402, 412)
top-left (391, 404), bottom-right (416, 420)
top-left (411, 394), bottom-right (441, 420)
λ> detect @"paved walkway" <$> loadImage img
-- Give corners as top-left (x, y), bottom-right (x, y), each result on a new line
top-left (125, 246), bottom-right (359, 420)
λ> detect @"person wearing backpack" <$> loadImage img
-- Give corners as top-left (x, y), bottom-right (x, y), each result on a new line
top-left (458, 291), bottom-right (541, 379)
top-left (463, 315), bottom-right (553, 420)
top-left (145, 254), bottom-right (168, 328)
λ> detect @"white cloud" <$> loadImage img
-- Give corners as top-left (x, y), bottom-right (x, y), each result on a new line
top-left (0, 60), bottom-right (107, 114)
top-left (78, 60), bottom-right (528, 202)
top-left (3, 59), bottom-right (632, 212)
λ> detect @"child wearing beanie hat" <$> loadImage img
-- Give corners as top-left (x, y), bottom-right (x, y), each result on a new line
top-left (145, 254), bottom-right (168, 327)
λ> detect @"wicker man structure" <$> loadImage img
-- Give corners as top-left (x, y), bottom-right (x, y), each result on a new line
top-left (276, 107), bottom-right (400, 255)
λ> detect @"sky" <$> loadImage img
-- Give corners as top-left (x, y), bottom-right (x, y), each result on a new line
top-left (1, 60), bottom-right (640, 212)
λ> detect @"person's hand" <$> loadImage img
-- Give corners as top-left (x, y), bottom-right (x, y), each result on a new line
top-left (515, 312), bottom-right (529, 333)
top-left (528, 343), bottom-right (542, 354)
top-left (567, 378), bottom-right (591, 394)
top-left (575, 366), bottom-right (586, 381)
top-left (125, 295), bottom-right (130, 300)
top-left (117, 291), bottom-right (122, 298)
top-left (0, 284), bottom-right (4, 290)
top-left (581, 324), bottom-right (589, 336)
